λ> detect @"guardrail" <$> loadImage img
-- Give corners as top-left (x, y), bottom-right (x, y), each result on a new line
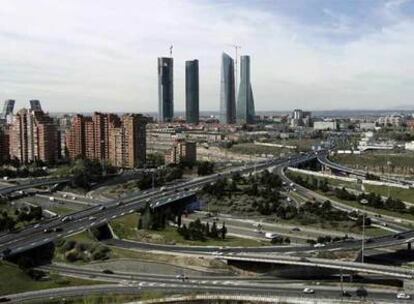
top-left (127, 293), bottom-right (393, 304)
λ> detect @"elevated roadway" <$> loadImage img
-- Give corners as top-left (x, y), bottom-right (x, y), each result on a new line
top-left (317, 153), bottom-right (413, 187)
top-left (0, 177), bottom-right (71, 197)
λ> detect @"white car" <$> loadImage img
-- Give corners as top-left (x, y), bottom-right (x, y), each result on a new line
top-left (313, 243), bottom-right (326, 248)
top-left (303, 288), bottom-right (315, 294)
top-left (396, 292), bottom-right (411, 300)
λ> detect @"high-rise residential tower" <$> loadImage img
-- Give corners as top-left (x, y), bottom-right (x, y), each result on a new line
top-left (220, 53), bottom-right (236, 124)
top-left (158, 57), bottom-right (174, 122)
top-left (29, 100), bottom-right (42, 111)
top-left (1, 99), bottom-right (15, 119)
top-left (236, 55), bottom-right (255, 124)
top-left (10, 108), bottom-right (58, 163)
top-left (185, 59), bottom-right (199, 124)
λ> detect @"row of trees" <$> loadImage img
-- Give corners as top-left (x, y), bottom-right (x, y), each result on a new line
top-left (0, 206), bottom-right (43, 232)
top-left (137, 166), bottom-right (184, 191)
top-left (57, 239), bottom-right (111, 263)
top-left (288, 174), bottom-right (329, 193)
top-left (0, 165), bottom-right (47, 179)
top-left (334, 187), bottom-right (407, 213)
top-left (177, 219), bottom-right (227, 241)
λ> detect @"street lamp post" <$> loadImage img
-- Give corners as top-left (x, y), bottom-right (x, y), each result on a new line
top-left (360, 199), bottom-right (368, 263)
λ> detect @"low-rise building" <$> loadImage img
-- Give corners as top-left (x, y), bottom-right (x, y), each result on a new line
top-left (313, 120), bottom-right (337, 131)
top-left (165, 140), bottom-right (197, 165)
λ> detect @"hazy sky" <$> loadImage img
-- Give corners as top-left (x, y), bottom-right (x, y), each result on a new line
top-left (1, 0), bottom-right (414, 113)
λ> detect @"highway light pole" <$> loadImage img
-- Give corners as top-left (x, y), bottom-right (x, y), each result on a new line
top-left (360, 199), bottom-right (368, 263)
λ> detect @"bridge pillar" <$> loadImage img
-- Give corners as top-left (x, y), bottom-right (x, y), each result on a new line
top-left (408, 242), bottom-right (412, 251)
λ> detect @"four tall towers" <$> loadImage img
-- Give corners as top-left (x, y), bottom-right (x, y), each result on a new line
top-left (157, 52), bottom-right (255, 124)
top-left (236, 55), bottom-right (255, 124)
top-left (185, 59), bottom-right (199, 124)
top-left (157, 57), bottom-right (174, 122)
top-left (220, 53), bottom-right (236, 124)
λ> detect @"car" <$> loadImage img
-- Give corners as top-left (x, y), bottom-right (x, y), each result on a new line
top-left (102, 269), bottom-right (114, 274)
top-left (99, 205), bottom-right (106, 211)
top-left (89, 216), bottom-right (97, 221)
top-left (175, 274), bottom-right (188, 281)
top-left (303, 288), bottom-right (315, 294)
top-left (43, 228), bottom-right (52, 233)
top-left (34, 224), bottom-right (40, 229)
top-left (291, 227), bottom-right (301, 232)
top-left (53, 227), bottom-right (63, 232)
top-left (0, 297), bottom-right (11, 302)
top-left (396, 292), bottom-right (411, 300)
top-left (61, 216), bottom-right (72, 222)
top-left (342, 291), bottom-right (352, 297)
top-left (313, 243), bottom-right (325, 248)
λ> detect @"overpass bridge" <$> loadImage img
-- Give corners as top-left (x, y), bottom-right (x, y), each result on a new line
top-left (0, 177), bottom-right (71, 197)
top-left (317, 153), bottom-right (413, 187)
top-left (218, 253), bottom-right (414, 279)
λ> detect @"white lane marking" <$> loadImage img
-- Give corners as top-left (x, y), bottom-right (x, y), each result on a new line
top-left (128, 210), bottom-right (134, 213)
top-left (111, 215), bottom-right (116, 219)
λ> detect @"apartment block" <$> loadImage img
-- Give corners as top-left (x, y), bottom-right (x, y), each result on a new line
top-left (66, 112), bottom-right (147, 168)
top-left (9, 108), bottom-right (58, 163)
top-left (165, 140), bottom-right (196, 165)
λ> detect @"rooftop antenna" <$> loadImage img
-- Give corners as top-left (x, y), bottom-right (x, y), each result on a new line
top-left (169, 45), bottom-right (173, 57)
top-left (229, 44), bottom-right (242, 95)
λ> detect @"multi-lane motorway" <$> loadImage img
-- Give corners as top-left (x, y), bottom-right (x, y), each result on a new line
top-left (0, 156), bottom-right (296, 258)
top-left (4, 264), bottom-right (407, 304)
top-left (2, 152), bottom-right (414, 285)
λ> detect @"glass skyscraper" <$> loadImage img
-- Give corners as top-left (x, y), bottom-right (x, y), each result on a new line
top-left (185, 59), bottom-right (199, 124)
top-left (236, 55), bottom-right (255, 124)
top-left (30, 99), bottom-right (42, 112)
top-left (1, 99), bottom-right (15, 119)
top-left (220, 53), bottom-right (236, 124)
top-left (158, 57), bottom-right (174, 122)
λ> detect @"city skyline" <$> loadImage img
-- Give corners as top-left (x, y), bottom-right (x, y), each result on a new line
top-left (1, 1), bottom-right (414, 112)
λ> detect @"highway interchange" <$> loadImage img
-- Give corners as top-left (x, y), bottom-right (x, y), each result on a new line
top-left (2, 151), bottom-right (414, 302)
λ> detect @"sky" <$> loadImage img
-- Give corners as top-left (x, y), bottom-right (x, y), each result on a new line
top-left (1, 0), bottom-right (414, 113)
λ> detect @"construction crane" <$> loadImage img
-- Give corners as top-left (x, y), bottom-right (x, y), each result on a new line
top-left (228, 44), bottom-right (242, 95)
top-left (169, 45), bottom-right (173, 57)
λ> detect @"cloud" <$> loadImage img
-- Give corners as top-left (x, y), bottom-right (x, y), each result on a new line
top-left (0, 0), bottom-right (413, 112)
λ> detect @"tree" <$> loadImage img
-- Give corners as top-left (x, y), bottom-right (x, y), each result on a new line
top-left (210, 222), bottom-right (218, 238)
top-left (221, 222), bottom-right (227, 239)
top-left (356, 286), bottom-right (368, 299)
top-left (197, 161), bottom-right (215, 176)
